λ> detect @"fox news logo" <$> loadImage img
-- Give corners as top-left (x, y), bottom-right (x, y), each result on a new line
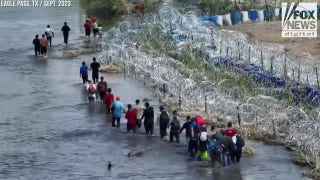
top-left (282, 2), bottom-right (317, 37)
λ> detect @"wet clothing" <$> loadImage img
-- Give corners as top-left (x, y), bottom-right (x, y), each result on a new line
top-left (97, 80), bottom-right (107, 101)
top-left (188, 121), bottom-right (200, 157)
top-left (141, 107), bottom-right (154, 134)
top-left (33, 38), bottom-right (40, 55)
top-left (133, 104), bottom-right (144, 128)
top-left (80, 65), bottom-right (89, 84)
top-left (231, 134), bottom-right (243, 163)
top-left (86, 83), bottom-right (96, 103)
top-left (125, 110), bottom-right (137, 132)
top-left (180, 121), bottom-right (191, 138)
top-left (90, 61), bottom-right (100, 83)
top-left (159, 110), bottom-right (170, 138)
top-left (61, 25), bottom-right (70, 44)
top-left (92, 21), bottom-right (98, 36)
top-left (45, 27), bottom-right (54, 47)
top-left (220, 136), bottom-right (234, 165)
top-left (104, 93), bottom-right (114, 114)
top-left (111, 100), bottom-right (123, 127)
top-left (40, 37), bottom-right (48, 55)
top-left (84, 22), bottom-right (91, 36)
top-left (169, 116), bottom-right (180, 143)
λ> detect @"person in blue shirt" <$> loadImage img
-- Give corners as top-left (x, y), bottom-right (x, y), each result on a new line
top-left (111, 96), bottom-right (124, 128)
top-left (80, 61), bottom-right (89, 84)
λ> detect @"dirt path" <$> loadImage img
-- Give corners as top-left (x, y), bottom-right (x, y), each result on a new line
top-left (219, 21), bottom-right (320, 66)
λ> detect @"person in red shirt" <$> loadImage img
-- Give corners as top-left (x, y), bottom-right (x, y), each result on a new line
top-left (225, 122), bottom-right (237, 137)
top-left (104, 88), bottom-right (114, 114)
top-left (125, 104), bottom-right (137, 133)
top-left (84, 19), bottom-right (91, 37)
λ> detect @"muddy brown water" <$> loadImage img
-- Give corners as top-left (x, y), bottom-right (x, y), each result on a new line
top-left (0, 0), bottom-right (312, 179)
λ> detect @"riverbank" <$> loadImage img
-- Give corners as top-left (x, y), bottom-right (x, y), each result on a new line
top-left (220, 21), bottom-right (320, 65)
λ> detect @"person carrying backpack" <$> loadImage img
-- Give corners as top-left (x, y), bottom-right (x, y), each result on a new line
top-left (198, 127), bottom-right (209, 161)
top-left (208, 133), bottom-right (223, 166)
top-left (87, 80), bottom-right (96, 103)
top-left (169, 110), bottom-right (180, 143)
top-left (231, 130), bottom-right (245, 164)
top-left (158, 106), bottom-right (170, 139)
top-left (97, 76), bottom-right (107, 102)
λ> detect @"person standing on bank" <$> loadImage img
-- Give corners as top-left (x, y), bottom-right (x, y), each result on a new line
top-left (90, 57), bottom-right (100, 84)
top-left (61, 22), bottom-right (70, 45)
top-left (32, 34), bottom-right (40, 56)
top-left (45, 25), bottom-right (54, 47)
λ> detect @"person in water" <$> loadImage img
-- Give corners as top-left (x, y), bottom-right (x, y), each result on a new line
top-left (92, 19), bottom-right (98, 38)
top-left (45, 25), bottom-right (54, 47)
top-left (80, 61), bottom-right (89, 84)
top-left (98, 23), bottom-right (103, 40)
top-left (87, 80), bottom-right (96, 103)
top-left (158, 106), bottom-right (170, 139)
top-left (97, 76), bottom-right (107, 102)
top-left (61, 22), bottom-right (70, 45)
top-left (133, 99), bottom-right (144, 130)
top-left (104, 88), bottom-right (114, 114)
top-left (83, 19), bottom-right (91, 37)
top-left (169, 110), bottom-right (180, 143)
top-left (140, 102), bottom-right (154, 135)
top-left (111, 96), bottom-right (124, 128)
top-left (90, 57), bottom-right (100, 84)
top-left (32, 34), bottom-right (40, 56)
top-left (125, 104), bottom-right (137, 133)
top-left (180, 116), bottom-right (191, 148)
top-left (40, 34), bottom-right (48, 56)
top-left (189, 118), bottom-right (200, 157)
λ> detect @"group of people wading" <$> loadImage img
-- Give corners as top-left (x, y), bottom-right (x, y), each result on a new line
top-left (32, 22), bottom-right (71, 56)
top-left (79, 57), bottom-right (245, 167)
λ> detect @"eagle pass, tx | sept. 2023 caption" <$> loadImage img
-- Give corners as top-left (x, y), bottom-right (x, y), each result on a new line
top-left (0, 0), bottom-right (71, 7)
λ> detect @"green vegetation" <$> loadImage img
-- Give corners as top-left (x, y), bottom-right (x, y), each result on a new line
top-left (199, 0), bottom-right (234, 14)
top-left (81, 0), bottom-right (127, 15)
top-left (134, 27), bottom-right (320, 115)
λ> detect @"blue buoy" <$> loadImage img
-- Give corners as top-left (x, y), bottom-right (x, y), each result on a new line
top-left (249, 9), bottom-right (257, 21)
top-left (231, 11), bottom-right (241, 24)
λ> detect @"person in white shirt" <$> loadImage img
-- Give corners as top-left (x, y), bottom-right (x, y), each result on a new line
top-left (45, 25), bottom-right (54, 47)
top-left (86, 80), bottom-right (97, 103)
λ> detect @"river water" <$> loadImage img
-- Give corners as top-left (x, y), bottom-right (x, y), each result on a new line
top-left (0, 0), bottom-right (312, 179)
